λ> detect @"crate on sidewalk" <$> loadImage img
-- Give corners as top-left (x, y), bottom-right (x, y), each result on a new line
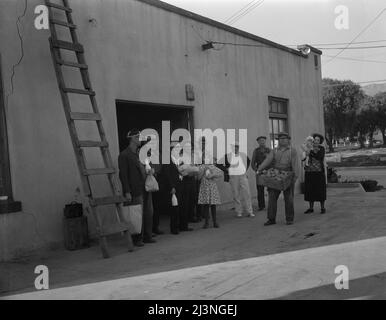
top-left (63, 216), bottom-right (90, 251)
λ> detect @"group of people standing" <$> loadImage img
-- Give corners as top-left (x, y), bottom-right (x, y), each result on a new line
top-left (118, 129), bottom-right (327, 248)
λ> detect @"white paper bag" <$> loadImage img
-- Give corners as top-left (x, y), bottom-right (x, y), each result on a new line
top-left (171, 194), bottom-right (178, 207)
top-left (121, 205), bottom-right (143, 235)
top-left (145, 175), bottom-right (159, 192)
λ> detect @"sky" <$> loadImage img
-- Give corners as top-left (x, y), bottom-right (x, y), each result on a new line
top-left (161, 0), bottom-right (386, 85)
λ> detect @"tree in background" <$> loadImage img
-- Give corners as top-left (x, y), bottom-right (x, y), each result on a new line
top-left (374, 92), bottom-right (386, 146)
top-left (323, 78), bottom-right (364, 152)
top-left (354, 96), bottom-right (378, 148)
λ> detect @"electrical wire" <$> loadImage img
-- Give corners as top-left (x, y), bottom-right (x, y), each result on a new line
top-left (224, 0), bottom-right (260, 24)
top-left (5, 0), bottom-right (28, 111)
top-left (286, 39), bottom-right (386, 47)
top-left (191, 25), bottom-right (208, 43)
top-left (324, 7), bottom-right (386, 66)
top-left (228, 0), bottom-right (265, 26)
top-left (323, 79), bottom-right (386, 88)
top-left (322, 55), bottom-right (386, 64)
top-left (319, 45), bottom-right (386, 50)
top-left (212, 41), bottom-right (270, 48)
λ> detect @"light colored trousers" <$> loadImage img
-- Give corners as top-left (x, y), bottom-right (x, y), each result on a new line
top-left (229, 175), bottom-right (253, 215)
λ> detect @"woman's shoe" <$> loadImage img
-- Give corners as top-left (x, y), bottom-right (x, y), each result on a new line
top-left (213, 222), bottom-right (219, 228)
top-left (321, 208), bottom-right (326, 214)
top-left (304, 209), bottom-right (314, 214)
top-left (203, 221), bottom-right (209, 229)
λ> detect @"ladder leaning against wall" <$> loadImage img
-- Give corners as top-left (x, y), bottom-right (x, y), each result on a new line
top-left (45, 0), bottom-right (134, 258)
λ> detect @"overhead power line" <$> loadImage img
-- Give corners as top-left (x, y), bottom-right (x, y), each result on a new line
top-left (229, 0), bottom-right (265, 25)
top-left (211, 41), bottom-right (386, 52)
top-left (322, 55), bottom-right (386, 64)
top-left (324, 7), bottom-right (386, 66)
top-left (224, 0), bottom-right (259, 24)
top-left (319, 45), bottom-right (386, 50)
top-left (323, 79), bottom-right (386, 88)
top-left (224, 0), bottom-right (265, 26)
top-left (287, 39), bottom-right (386, 47)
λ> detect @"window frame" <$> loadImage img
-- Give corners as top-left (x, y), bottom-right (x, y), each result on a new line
top-left (268, 96), bottom-right (289, 148)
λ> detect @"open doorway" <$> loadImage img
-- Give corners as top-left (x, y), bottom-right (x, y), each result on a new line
top-left (116, 100), bottom-right (194, 152)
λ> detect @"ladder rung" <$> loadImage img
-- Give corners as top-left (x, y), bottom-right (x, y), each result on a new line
top-left (45, 2), bottom-right (72, 12)
top-left (78, 140), bottom-right (109, 148)
top-left (70, 112), bottom-right (101, 121)
top-left (50, 19), bottom-right (76, 29)
top-left (51, 39), bottom-right (84, 53)
top-left (100, 223), bottom-right (130, 237)
top-left (90, 196), bottom-right (126, 207)
top-left (58, 60), bottom-right (88, 69)
top-left (84, 168), bottom-right (116, 176)
top-left (63, 88), bottom-right (95, 96)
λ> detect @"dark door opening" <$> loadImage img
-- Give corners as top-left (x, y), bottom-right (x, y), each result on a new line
top-left (116, 100), bottom-right (194, 153)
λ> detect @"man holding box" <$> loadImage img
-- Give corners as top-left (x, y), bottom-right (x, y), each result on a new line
top-left (256, 132), bottom-right (299, 226)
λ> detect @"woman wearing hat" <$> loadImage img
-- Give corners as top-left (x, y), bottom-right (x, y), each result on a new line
top-left (304, 133), bottom-right (327, 214)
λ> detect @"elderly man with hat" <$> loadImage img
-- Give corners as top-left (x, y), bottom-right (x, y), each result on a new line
top-left (251, 136), bottom-right (271, 211)
top-left (118, 129), bottom-right (156, 246)
top-left (256, 132), bottom-right (300, 226)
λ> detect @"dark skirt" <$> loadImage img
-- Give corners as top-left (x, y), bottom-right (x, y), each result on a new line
top-left (304, 171), bottom-right (327, 202)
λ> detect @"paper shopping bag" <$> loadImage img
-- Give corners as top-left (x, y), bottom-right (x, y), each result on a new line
top-left (121, 204), bottom-right (143, 235)
top-left (145, 175), bottom-right (159, 192)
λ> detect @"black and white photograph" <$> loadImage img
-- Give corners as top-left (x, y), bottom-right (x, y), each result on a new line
top-left (0, 0), bottom-right (386, 303)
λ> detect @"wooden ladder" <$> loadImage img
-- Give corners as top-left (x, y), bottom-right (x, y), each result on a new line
top-left (45, 0), bottom-right (134, 258)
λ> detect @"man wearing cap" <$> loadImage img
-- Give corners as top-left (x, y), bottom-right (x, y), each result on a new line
top-left (251, 136), bottom-right (271, 211)
top-left (118, 129), bottom-right (156, 246)
top-left (225, 143), bottom-right (254, 218)
top-left (256, 132), bottom-right (299, 226)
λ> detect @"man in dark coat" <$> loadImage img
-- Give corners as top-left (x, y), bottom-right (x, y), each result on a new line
top-left (251, 136), bottom-right (271, 211)
top-left (118, 129), bottom-right (155, 246)
top-left (161, 156), bottom-right (183, 235)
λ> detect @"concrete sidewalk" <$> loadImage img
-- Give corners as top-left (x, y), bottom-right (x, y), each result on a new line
top-left (5, 236), bottom-right (386, 300)
top-left (1, 187), bottom-right (386, 299)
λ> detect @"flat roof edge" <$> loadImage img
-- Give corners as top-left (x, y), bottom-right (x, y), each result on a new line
top-left (137, 0), bottom-right (308, 58)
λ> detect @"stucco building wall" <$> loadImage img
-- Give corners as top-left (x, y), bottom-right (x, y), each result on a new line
top-left (0, 0), bottom-right (323, 261)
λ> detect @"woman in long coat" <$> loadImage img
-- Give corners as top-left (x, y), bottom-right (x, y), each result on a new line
top-left (304, 133), bottom-right (327, 214)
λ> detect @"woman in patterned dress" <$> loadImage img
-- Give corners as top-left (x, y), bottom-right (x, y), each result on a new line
top-left (197, 164), bottom-right (222, 229)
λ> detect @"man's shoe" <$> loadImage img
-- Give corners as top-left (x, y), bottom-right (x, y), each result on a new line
top-left (236, 213), bottom-right (243, 218)
top-left (321, 208), bottom-right (326, 214)
top-left (258, 207), bottom-right (265, 211)
top-left (248, 213), bottom-right (256, 218)
top-left (143, 238), bottom-right (156, 244)
top-left (304, 209), bottom-right (314, 214)
top-left (203, 222), bottom-right (209, 229)
top-left (213, 222), bottom-right (219, 228)
top-left (286, 221), bottom-right (294, 225)
top-left (134, 241), bottom-right (145, 247)
top-left (153, 229), bottom-right (164, 235)
top-left (171, 231), bottom-right (179, 235)
top-left (264, 220), bottom-right (276, 226)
